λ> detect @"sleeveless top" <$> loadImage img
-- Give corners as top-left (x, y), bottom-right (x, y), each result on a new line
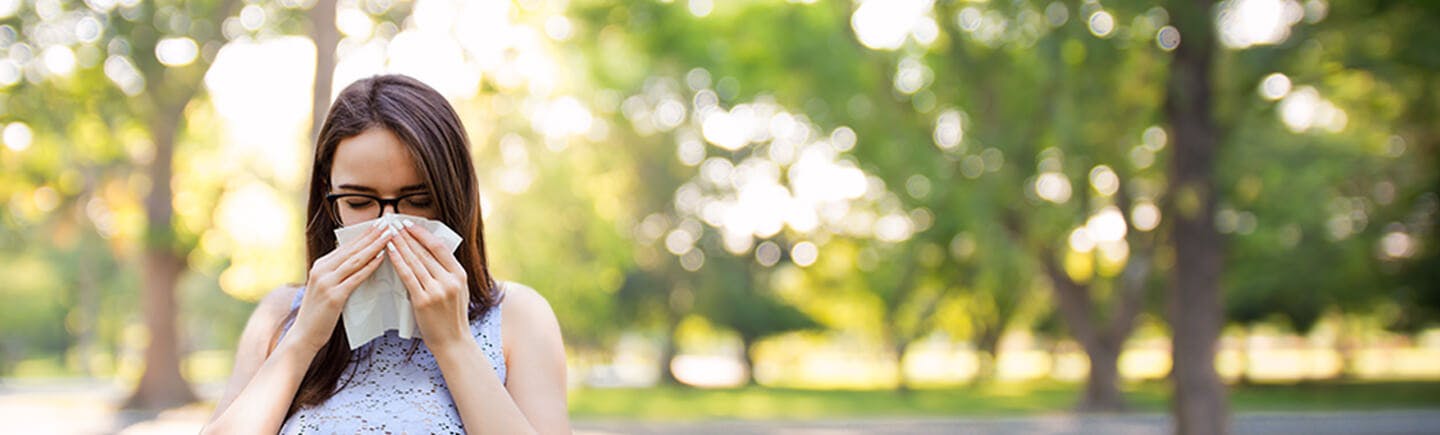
top-left (276, 282), bottom-right (509, 434)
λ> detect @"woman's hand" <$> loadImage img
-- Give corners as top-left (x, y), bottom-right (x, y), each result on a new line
top-left (290, 221), bottom-right (394, 354)
top-left (386, 220), bottom-right (474, 351)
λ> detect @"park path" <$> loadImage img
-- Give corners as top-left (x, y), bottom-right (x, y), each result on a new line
top-left (2, 380), bottom-right (1436, 434)
top-left (573, 411), bottom-right (1440, 434)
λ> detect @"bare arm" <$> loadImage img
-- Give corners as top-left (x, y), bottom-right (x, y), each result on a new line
top-left (202, 333), bottom-right (319, 434)
top-left (204, 222), bottom-right (394, 434)
top-left (206, 286), bottom-right (297, 423)
top-left (385, 224), bottom-right (570, 434)
top-left (498, 283), bottom-right (571, 434)
top-left (430, 284), bottom-right (570, 435)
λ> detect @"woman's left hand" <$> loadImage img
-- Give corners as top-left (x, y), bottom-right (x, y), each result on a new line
top-left (386, 220), bottom-right (473, 351)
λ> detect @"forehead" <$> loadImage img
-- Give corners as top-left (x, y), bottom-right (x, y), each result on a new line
top-left (330, 127), bottom-right (424, 190)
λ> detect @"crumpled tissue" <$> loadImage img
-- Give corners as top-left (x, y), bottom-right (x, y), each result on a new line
top-left (333, 213), bottom-right (463, 349)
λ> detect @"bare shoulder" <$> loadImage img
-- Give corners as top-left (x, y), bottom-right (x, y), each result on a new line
top-left (495, 279), bottom-right (569, 432)
top-left (498, 281), bottom-right (563, 354)
top-left (259, 285), bottom-right (301, 316)
top-left (499, 281), bottom-right (555, 321)
top-left (253, 284), bottom-right (301, 353)
top-left (209, 284), bottom-right (302, 422)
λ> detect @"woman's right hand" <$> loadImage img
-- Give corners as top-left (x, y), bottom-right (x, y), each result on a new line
top-left (287, 221), bottom-right (395, 353)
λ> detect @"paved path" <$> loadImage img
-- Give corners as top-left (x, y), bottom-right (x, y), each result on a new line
top-left (3, 381), bottom-right (1436, 434)
top-left (574, 411), bottom-right (1440, 434)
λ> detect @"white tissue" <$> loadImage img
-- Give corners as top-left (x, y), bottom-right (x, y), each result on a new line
top-left (333, 213), bottom-right (464, 349)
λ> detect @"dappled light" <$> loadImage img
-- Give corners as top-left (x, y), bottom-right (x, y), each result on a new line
top-left (2, 0), bottom-right (1439, 432)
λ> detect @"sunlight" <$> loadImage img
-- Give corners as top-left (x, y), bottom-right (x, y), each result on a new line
top-left (1089, 165), bottom-right (1119, 196)
top-left (1087, 10), bottom-right (1115, 38)
top-left (933, 109), bottom-right (964, 151)
top-left (1217, 0), bottom-right (1304, 49)
top-left (701, 107), bottom-right (749, 151)
top-left (850, 0), bottom-right (934, 51)
top-left (1034, 172), bottom-right (1072, 204)
top-left (1086, 206), bottom-right (1128, 243)
top-left (1069, 227), bottom-right (1096, 254)
top-left (1279, 85), bottom-right (1347, 133)
top-left (791, 241), bottom-right (818, 267)
top-left (1131, 200), bottom-right (1162, 232)
top-left (214, 180), bottom-right (299, 299)
top-left (204, 36), bottom-right (314, 186)
top-left (40, 45), bottom-right (74, 76)
top-left (1259, 72), bottom-right (1292, 101)
top-left (3, 121), bottom-right (31, 151)
top-left (154, 37), bottom-right (198, 67)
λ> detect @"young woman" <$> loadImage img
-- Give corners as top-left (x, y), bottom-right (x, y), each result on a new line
top-left (204, 75), bottom-right (570, 434)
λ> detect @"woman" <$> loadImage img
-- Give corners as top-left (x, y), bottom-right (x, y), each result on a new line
top-left (204, 75), bottom-right (570, 434)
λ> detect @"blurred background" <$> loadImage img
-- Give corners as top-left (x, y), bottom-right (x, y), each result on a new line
top-left (1, 0), bottom-right (1438, 433)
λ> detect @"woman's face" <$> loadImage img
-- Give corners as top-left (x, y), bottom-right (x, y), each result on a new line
top-left (328, 127), bottom-right (437, 226)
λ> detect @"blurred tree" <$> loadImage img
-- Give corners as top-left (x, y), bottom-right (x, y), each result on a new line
top-left (565, 1), bottom-right (1171, 406)
top-left (866, 0), bottom-right (1173, 411)
top-left (307, 0), bottom-right (335, 144)
top-left (1203, 0), bottom-right (1438, 388)
top-left (0, 0), bottom-right (362, 408)
top-left (1163, 0), bottom-right (1227, 431)
top-left (690, 249), bottom-right (819, 385)
top-left (2, 0), bottom-right (248, 409)
top-left (1351, 0), bottom-right (1440, 333)
top-left (118, 0), bottom-right (239, 410)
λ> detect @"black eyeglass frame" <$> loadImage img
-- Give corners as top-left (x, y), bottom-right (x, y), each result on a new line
top-left (325, 191), bottom-right (434, 224)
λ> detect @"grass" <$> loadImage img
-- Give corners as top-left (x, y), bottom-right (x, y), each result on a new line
top-left (568, 380), bottom-right (1440, 421)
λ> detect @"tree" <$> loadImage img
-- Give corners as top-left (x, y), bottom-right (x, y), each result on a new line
top-left (564, 1), bottom-right (1169, 406)
top-left (9, 0), bottom-right (252, 409)
top-left (1163, 0), bottom-right (1227, 431)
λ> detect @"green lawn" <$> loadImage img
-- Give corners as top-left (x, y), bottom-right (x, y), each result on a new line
top-left (568, 381), bottom-right (1440, 421)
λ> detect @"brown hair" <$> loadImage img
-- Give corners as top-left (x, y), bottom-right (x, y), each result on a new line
top-left (286, 74), bottom-right (498, 417)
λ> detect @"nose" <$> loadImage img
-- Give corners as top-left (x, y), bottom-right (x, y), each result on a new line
top-left (379, 201), bottom-right (402, 218)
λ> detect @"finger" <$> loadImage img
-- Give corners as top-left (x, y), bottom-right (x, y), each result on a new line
top-left (404, 223), bottom-right (464, 275)
top-left (324, 220), bottom-right (387, 265)
top-left (387, 236), bottom-right (431, 298)
top-left (309, 252), bottom-right (384, 309)
top-left (385, 241), bottom-right (429, 299)
top-left (335, 249), bottom-right (387, 293)
top-left (391, 228), bottom-right (444, 293)
top-left (398, 226), bottom-right (450, 282)
top-left (332, 224), bottom-right (395, 278)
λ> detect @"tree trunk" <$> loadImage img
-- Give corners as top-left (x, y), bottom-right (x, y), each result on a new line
top-left (309, 0), bottom-right (338, 144)
top-left (1041, 256), bottom-right (1128, 412)
top-left (1234, 325), bottom-right (1254, 386)
top-left (969, 325), bottom-right (1002, 386)
top-left (892, 337), bottom-right (911, 394)
top-left (739, 334), bottom-right (758, 386)
top-left (1164, 0), bottom-right (1229, 432)
top-left (1333, 326), bottom-right (1357, 380)
top-left (1078, 337), bottom-right (1127, 412)
top-left (74, 239), bottom-right (99, 378)
top-left (656, 317), bottom-right (681, 385)
top-left (124, 113), bottom-right (197, 409)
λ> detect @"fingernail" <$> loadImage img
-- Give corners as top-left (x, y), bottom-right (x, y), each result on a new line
top-left (384, 228), bottom-right (396, 237)
top-left (387, 241), bottom-right (396, 251)
top-left (391, 221), bottom-right (403, 230)
top-left (375, 250), bottom-right (385, 260)
top-left (402, 221), bottom-right (414, 228)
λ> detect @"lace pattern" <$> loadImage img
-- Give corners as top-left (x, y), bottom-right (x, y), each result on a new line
top-left (276, 282), bottom-right (508, 433)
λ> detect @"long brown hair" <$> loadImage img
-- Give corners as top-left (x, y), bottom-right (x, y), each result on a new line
top-left (287, 74), bottom-right (498, 417)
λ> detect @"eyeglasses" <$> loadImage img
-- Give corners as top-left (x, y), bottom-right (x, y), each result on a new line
top-left (326, 191), bottom-right (435, 225)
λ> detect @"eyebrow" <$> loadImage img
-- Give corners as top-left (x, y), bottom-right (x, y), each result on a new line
top-left (336, 183), bottom-right (428, 194)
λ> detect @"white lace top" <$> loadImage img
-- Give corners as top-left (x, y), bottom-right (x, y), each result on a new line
top-left (276, 282), bottom-right (509, 433)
